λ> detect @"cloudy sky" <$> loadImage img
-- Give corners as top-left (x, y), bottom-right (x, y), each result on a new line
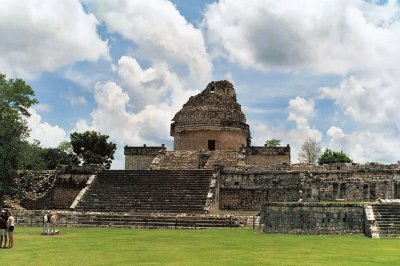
top-left (1, 0), bottom-right (400, 168)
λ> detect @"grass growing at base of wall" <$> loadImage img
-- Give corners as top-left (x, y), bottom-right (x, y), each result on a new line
top-left (1, 227), bottom-right (399, 265)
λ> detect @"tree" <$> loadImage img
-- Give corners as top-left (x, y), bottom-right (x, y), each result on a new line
top-left (18, 140), bottom-right (46, 170)
top-left (298, 138), bottom-right (321, 164)
top-left (265, 139), bottom-right (281, 147)
top-left (0, 73), bottom-right (38, 206)
top-left (41, 147), bottom-right (79, 170)
top-left (70, 131), bottom-right (117, 169)
top-left (318, 148), bottom-right (353, 165)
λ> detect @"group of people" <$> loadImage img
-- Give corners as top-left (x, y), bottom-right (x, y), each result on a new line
top-left (42, 212), bottom-right (57, 235)
top-left (0, 209), bottom-right (14, 249)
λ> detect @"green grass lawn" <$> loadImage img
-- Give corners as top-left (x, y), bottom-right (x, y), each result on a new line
top-left (1, 227), bottom-right (399, 265)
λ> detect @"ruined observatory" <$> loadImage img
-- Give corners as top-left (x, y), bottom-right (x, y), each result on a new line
top-left (170, 80), bottom-right (250, 151)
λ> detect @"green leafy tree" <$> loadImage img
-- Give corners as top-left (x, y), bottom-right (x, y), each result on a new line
top-left (298, 138), bottom-right (321, 164)
top-left (318, 148), bottom-right (353, 165)
top-left (265, 139), bottom-right (281, 147)
top-left (58, 140), bottom-right (73, 154)
top-left (18, 140), bottom-right (46, 170)
top-left (70, 131), bottom-right (117, 169)
top-left (41, 147), bottom-right (79, 170)
top-left (0, 73), bottom-right (38, 205)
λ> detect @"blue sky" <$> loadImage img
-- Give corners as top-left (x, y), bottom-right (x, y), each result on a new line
top-left (1, 0), bottom-right (400, 168)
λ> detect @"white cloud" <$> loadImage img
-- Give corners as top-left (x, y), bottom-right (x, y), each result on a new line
top-left (249, 97), bottom-right (322, 163)
top-left (117, 56), bottom-right (196, 111)
top-left (320, 73), bottom-right (400, 124)
top-left (204, 0), bottom-right (400, 164)
top-left (27, 108), bottom-right (66, 147)
top-left (320, 71), bottom-right (400, 163)
top-left (326, 128), bottom-right (400, 163)
top-left (0, 0), bottom-right (109, 79)
top-left (204, 0), bottom-right (400, 74)
top-left (65, 94), bottom-right (87, 107)
top-left (74, 56), bottom-right (200, 169)
top-left (74, 59), bottom-right (191, 145)
top-left (288, 97), bottom-right (315, 128)
top-left (327, 126), bottom-right (345, 140)
top-left (287, 97), bottom-right (322, 148)
top-left (85, 0), bottom-right (212, 85)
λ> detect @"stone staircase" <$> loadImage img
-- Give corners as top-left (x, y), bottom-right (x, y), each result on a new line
top-left (150, 151), bottom-right (199, 169)
top-left (76, 170), bottom-right (213, 213)
top-left (205, 151), bottom-right (240, 168)
top-left (371, 203), bottom-right (400, 238)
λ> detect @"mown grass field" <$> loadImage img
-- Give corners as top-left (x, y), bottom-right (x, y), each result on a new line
top-left (1, 227), bottom-right (399, 265)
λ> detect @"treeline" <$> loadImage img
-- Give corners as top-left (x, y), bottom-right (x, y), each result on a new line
top-left (0, 73), bottom-right (116, 203)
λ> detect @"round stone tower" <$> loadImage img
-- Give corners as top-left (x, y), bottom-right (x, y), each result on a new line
top-left (170, 80), bottom-right (251, 151)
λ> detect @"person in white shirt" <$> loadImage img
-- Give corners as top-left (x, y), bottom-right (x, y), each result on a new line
top-left (6, 210), bottom-right (14, 249)
top-left (43, 212), bottom-right (50, 235)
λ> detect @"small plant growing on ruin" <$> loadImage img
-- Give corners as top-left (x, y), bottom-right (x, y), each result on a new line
top-left (265, 139), bottom-right (281, 147)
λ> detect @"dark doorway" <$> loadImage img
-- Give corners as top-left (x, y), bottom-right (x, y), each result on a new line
top-left (370, 183), bottom-right (376, 200)
top-left (363, 184), bottom-right (370, 201)
top-left (340, 183), bottom-right (346, 199)
top-left (208, 140), bottom-right (216, 150)
top-left (333, 183), bottom-right (339, 199)
top-left (395, 182), bottom-right (400, 199)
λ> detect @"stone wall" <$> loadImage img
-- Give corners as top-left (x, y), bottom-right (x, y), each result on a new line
top-left (244, 146), bottom-right (290, 166)
top-left (300, 169), bottom-right (400, 202)
top-left (173, 129), bottom-right (248, 151)
top-left (17, 170), bottom-right (56, 200)
top-left (21, 168), bottom-right (97, 210)
top-left (219, 171), bottom-right (300, 210)
top-left (124, 145), bottom-right (165, 170)
top-left (217, 164), bottom-right (400, 210)
top-left (259, 203), bottom-right (365, 235)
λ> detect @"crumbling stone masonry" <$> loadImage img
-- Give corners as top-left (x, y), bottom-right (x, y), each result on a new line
top-left (259, 203), bottom-right (365, 235)
top-left (124, 144), bottom-right (166, 170)
top-left (219, 171), bottom-right (300, 210)
top-left (218, 163), bottom-right (400, 210)
top-left (21, 165), bottom-right (103, 210)
top-left (170, 80), bottom-right (250, 151)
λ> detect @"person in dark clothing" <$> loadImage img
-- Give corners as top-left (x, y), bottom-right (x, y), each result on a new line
top-left (0, 210), bottom-right (8, 248)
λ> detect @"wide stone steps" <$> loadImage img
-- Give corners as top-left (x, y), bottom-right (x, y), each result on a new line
top-left (371, 203), bottom-right (400, 238)
top-left (76, 170), bottom-right (213, 213)
top-left (150, 151), bottom-right (200, 170)
top-left (205, 151), bottom-right (239, 168)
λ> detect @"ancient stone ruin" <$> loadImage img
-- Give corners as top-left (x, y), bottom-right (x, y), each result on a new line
top-left (12, 80), bottom-right (400, 236)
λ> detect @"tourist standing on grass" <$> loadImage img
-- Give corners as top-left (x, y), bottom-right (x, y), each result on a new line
top-left (6, 210), bottom-right (14, 249)
top-left (43, 212), bottom-right (51, 235)
top-left (50, 212), bottom-right (57, 235)
top-left (0, 210), bottom-right (8, 248)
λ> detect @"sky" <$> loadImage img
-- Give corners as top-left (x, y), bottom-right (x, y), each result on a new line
top-left (1, 0), bottom-right (400, 168)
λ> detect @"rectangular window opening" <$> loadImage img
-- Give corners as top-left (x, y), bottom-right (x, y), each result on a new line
top-left (208, 140), bottom-right (216, 151)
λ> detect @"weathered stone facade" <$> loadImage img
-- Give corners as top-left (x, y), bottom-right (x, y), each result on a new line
top-left (219, 171), bottom-right (300, 210)
top-left (21, 165), bottom-right (102, 210)
top-left (259, 203), bottom-right (365, 234)
top-left (244, 146), bottom-right (291, 166)
top-left (171, 80), bottom-right (250, 151)
top-left (122, 80), bottom-right (400, 216)
top-left (216, 163), bottom-right (400, 210)
top-left (124, 145), bottom-right (166, 170)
